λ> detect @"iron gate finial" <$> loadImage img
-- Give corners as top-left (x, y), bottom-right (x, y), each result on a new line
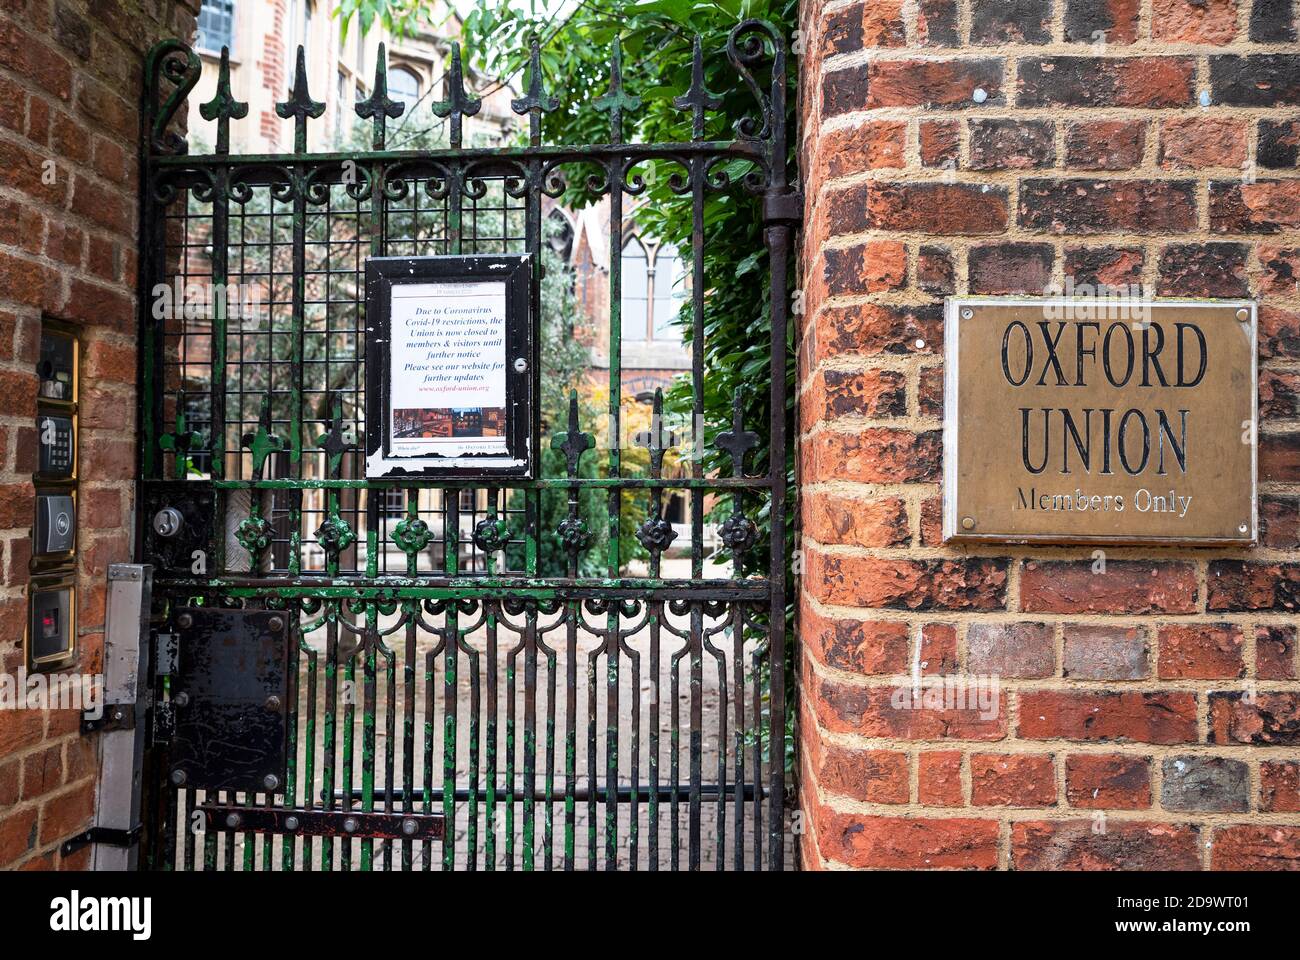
top-left (355, 42), bottom-right (405, 150)
top-left (276, 45), bottom-right (326, 153)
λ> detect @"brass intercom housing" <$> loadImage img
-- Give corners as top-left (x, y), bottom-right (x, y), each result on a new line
top-left (27, 320), bottom-right (79, 670)
top-left (26, 573), bottom-right (77, 667)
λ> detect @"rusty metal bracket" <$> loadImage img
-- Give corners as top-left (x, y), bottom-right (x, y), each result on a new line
top-left (81, 703), bottom-right (136, 735)
top-left (198, 805), bottom-right (446, 840)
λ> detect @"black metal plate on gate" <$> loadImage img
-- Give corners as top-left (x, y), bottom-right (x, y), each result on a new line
top-left (170, 608), bottom-right (288, 793)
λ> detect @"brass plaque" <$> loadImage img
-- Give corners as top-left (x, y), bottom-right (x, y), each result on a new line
top-left (944, 299), bottom-right (1256, 545)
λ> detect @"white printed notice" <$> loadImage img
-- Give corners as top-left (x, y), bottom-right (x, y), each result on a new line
top-left (388, 280), bottom-right (509, 458)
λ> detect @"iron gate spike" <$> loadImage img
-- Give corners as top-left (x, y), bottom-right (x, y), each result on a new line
top-left (355, 42), bottom-right (405, 151)
top-left (673, 35), bottom-right (722, 142)
top-left (276, 45), bottom-right (325, 153)
top-left (510, 38), bottom-right (559, 146)
top-left (593, 37), bottom-right (641, 147)
top-left (198, 46), bottom-right (248, 155)
top-left (431, 42), bottom-right (481, 150)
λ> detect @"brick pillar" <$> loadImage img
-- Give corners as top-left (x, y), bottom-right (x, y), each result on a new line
top-left (797, 0), bottom-right (1300, 870)
top-left (0, 0), bottom-right (198, 869)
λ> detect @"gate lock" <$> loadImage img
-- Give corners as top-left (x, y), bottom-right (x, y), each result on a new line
top-left (141, 481), bottom-right (215, 576)
top-left (152, 507), bottom-right (184, 538)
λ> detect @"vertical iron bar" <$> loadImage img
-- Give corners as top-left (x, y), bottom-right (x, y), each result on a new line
top-left (648, 602), bottom-right (660, 870)
top-left (523, 612), bottom-right (537, 870)
top-left (300, 631), bottom-right (318, 871)
top-left (322, 620), bottom-right (338, 870)
top-left (564, 601), bottom-right (577, 871)
top-left (586, 639), bottom-right (598, 867)
top-left (442, 495), bottom-right (459, 869)
top-left (732, 605), bottom-right (745, 870)
top-left (689, 603), bottom-right (702, 870)
top-left (542, 624), bottom-right (557, 871)
top-left (757, 21), bottom-right (793, 874)
top-left (280, 621), bottom-right (299, 872)
top-left (358, 607), bottom-right (378, 871)
top-left (485, 599), bottom-right (498, 870)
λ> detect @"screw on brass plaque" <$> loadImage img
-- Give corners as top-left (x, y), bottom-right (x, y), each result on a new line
top-left (961, 517), bottom-right (975, 530)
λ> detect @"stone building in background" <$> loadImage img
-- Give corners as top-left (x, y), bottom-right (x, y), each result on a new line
top-left (186, 0), bottom-right (514, 153)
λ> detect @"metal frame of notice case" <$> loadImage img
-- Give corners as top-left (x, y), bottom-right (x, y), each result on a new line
top-left (363, 254), bottom-right (535, 480)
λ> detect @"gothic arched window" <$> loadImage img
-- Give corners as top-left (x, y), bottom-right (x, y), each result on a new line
top-left (620, 236), bottom-right (650, 341)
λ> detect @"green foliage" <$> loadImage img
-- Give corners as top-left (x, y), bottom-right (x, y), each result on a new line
top-left (512, 239), bottom-right (611, 577)
top-left (332, 0), bottom-right (450, 46)
top-left (480, 0), bottom-right (798, 776)
top-left (444, 0), bottom-right (798, 573)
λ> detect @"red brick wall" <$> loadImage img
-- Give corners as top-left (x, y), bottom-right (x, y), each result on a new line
top-left (0, 0), bottom-right (197, 869)
top-left (797, 0), bottom-right (1300, 869)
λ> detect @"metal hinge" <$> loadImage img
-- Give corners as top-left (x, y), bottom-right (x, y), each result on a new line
top-left (762, 191), bottom-right (803, 225)
top-left (61, 825), bottom-right (142, 857)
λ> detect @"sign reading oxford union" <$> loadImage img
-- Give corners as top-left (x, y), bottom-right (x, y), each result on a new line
top-left (943, 299), bottom-right (1257, 546)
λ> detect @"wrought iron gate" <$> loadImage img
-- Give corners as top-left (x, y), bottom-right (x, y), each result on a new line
top-left (135, 22), bottom-right (796, 871)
